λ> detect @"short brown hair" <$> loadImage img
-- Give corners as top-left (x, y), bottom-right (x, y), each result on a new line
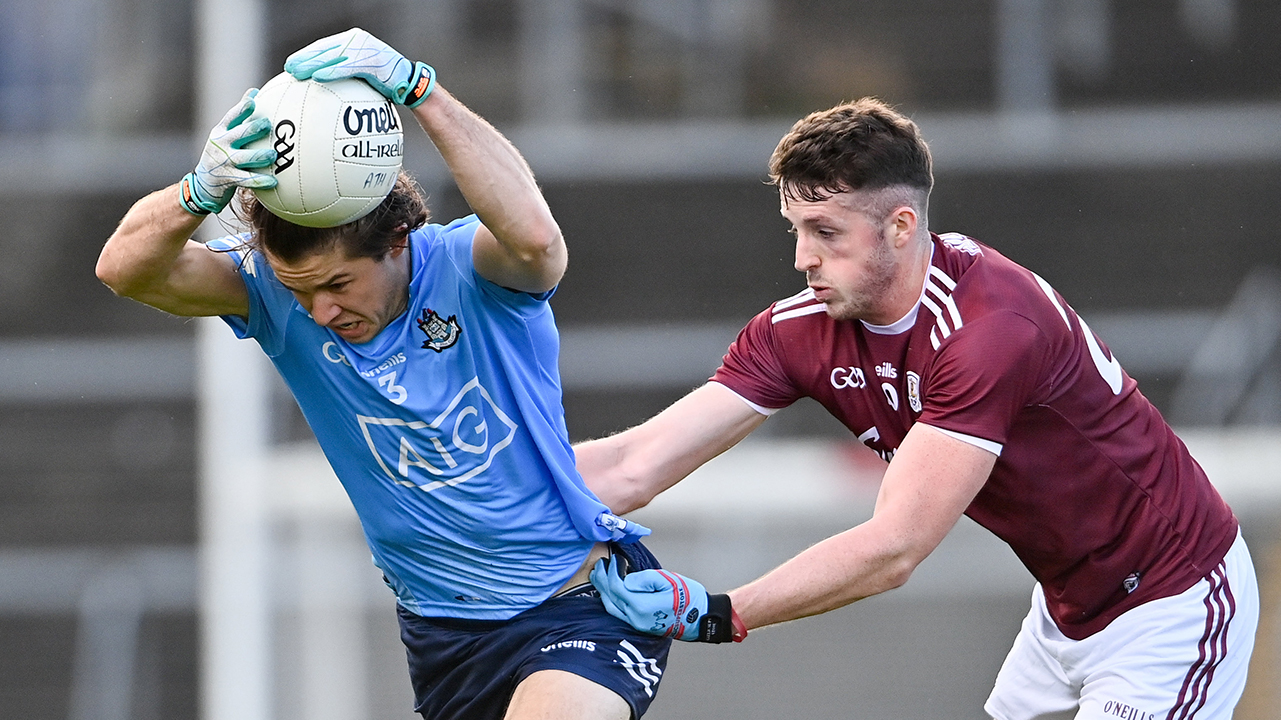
top-left (237, 170), bottom-right (430, 263)
top-left (768, 98), bottom-right (933, 207)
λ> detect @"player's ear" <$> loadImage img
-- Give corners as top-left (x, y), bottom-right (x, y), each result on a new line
top-left (387, 224), bottom-right (410, 257)
top-left (887, 206), bottom-right (918, 248)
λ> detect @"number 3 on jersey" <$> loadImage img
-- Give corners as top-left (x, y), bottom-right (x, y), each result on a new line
top-left (1033, 274), bottom-right (1123, 395)
top-left (379, 371), bottom-right (409, 405)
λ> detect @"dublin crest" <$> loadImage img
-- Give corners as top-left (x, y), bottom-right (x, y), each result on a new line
top-left (417, 308), bottom-right (461, 352)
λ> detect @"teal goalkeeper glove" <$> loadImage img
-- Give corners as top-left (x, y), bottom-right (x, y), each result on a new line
top-left (590, 555), bottom-right (744, 643)
top-left (284, 28), bottom-right (436, 108)
top-left (178, 89), bottom-right (277, 216)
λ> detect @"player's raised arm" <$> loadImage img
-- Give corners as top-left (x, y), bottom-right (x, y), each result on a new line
top-left (96, 89), bottom-right (277, 318)
top-left (284, 28), bottom-right (564, 294)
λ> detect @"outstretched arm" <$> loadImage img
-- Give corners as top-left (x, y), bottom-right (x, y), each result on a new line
top-left (591, 422), bottom-right (996, 642)
top-left (728, 423), bottom-right (995, 630)
top-left (284, 28), bottom-right (564, 293)
top-left (575, 382), bottom-right (768, 515)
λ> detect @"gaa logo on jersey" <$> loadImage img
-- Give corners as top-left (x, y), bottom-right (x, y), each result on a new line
top-left (906, 371), bottom-right (923, 414)
top-left (357, 377), bottom-right (518, 492)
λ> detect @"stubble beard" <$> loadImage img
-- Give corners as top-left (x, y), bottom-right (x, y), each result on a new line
top-left (821, 232), bottom-right (900, 322)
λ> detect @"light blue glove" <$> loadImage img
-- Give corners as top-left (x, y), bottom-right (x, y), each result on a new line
top-left (284, 28), bottom-right (436, 108)
top-left (590, 554), bottom-right (736, 643)
top-left (178, 89), bottom-right (277, 216)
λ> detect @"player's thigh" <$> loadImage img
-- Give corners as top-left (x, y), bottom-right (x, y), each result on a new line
top-left (505, 669), bottom-right (631, 720)
top-left (986, 586), bottom-right (1081, 720)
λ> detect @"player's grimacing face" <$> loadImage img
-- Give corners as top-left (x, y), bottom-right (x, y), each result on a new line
top-left (266, 243), bottom-right (411, 345)
top-left (782, 190), bottom-right (899, 323)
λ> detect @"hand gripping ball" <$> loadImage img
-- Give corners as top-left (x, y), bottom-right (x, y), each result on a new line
top-left (246, 72), bottom-right (404, 228)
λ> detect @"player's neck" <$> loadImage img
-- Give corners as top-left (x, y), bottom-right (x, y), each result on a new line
top-left (870, 240), bottom-right (933, 326)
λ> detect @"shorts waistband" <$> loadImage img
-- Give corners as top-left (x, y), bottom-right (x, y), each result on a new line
top-left (551, 542), bottom-right (610, 598)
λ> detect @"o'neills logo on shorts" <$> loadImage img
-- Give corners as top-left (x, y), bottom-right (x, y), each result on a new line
top-left (540, 640), bottom-right (596, 653)
top-left (1103, 701), bottom-right (1154, 720)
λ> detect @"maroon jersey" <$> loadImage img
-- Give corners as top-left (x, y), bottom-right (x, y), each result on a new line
top-left (712, 232), bottom-right (1237, 639)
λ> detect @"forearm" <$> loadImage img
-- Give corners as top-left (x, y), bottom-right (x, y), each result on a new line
top-left (727, 521), bottom-right (917, 631)
top-left (412, 86), bottom-right (561, 257)
top-left (97, 184), bottom-right (249, 317)
top-left (728, 426), bottom-right (997, 632)
top-left (97, 185), bottom-right (204, 298)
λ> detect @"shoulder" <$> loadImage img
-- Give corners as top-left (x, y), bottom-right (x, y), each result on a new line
top-left (409, 216), bottom-right (481, 284)
top-left (730, 289), bottom-right (833, 354)
top-left (722, 289), bottom-right (840, 379)
top-left (412, 215), bottom-right (480, 258)
top-left (929, 232), bottom-right (1071, 342)
top-left (768, 288), bottom-right (829, 325)
top-left (204, 232), bottom-right (283, 292)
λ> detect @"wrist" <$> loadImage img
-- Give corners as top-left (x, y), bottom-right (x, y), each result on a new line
top-left (178, 174), bottom-right (213, 216)
top-left (403, 62), bottom-right (436, 108)
top-left (730, 606), bottom-right (748, 642)
top-left (700, 593), bottom-right (746, 643)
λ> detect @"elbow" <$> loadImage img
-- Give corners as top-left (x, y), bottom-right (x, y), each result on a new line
top-left (609, 477), bottom-right (658, 516)
top-left (95, 250), bottom-right (130, 297)
top-left (869, 539), bottom-right (927, 595)
top-left (531, 222), bottom-right (564, 259)
top-left (525, 233), bottom-right (568, 293)
top-left (95, 249), bottom-right (149, 300)
top-left (879, 558), bottom-right (916, 592)
top-left (579, 439), bottom-right (661, 516)
top-left (587, 468), bottom-right (656, 516)
top-left (528, 224), bottom-right (567, 274)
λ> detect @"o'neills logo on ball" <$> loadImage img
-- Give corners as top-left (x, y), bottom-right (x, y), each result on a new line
top-left (342, 101), bottom-right (401, 136)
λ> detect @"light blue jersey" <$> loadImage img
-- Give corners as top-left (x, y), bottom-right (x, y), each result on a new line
top-left (209, 216), bottom-right (646, 620)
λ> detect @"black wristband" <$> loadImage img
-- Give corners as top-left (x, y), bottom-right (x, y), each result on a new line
top-left (698, 593), bottom-right (735, 643)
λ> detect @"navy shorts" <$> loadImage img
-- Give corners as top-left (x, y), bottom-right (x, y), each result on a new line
top-left (397, 541), bottom-right (671, 720)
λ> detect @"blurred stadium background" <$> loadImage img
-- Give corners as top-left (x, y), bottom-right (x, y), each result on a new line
top-left (1, 0), bottom-right (1280, 718)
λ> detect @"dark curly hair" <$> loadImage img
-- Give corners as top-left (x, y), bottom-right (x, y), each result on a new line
top-left (236, 170), bottom-right (430, 263)
top-left (768, 97), bottom-right (933, 210)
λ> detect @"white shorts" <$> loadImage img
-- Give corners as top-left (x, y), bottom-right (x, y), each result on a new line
top-left (985, 531), bottom-right (1258, 720)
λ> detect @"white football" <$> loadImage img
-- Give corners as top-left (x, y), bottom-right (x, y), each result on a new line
top-left (246, 72), bottom-right (404, 228)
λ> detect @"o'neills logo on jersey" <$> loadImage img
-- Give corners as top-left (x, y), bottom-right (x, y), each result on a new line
top-left (417, 308), bottom-right (461, 352)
